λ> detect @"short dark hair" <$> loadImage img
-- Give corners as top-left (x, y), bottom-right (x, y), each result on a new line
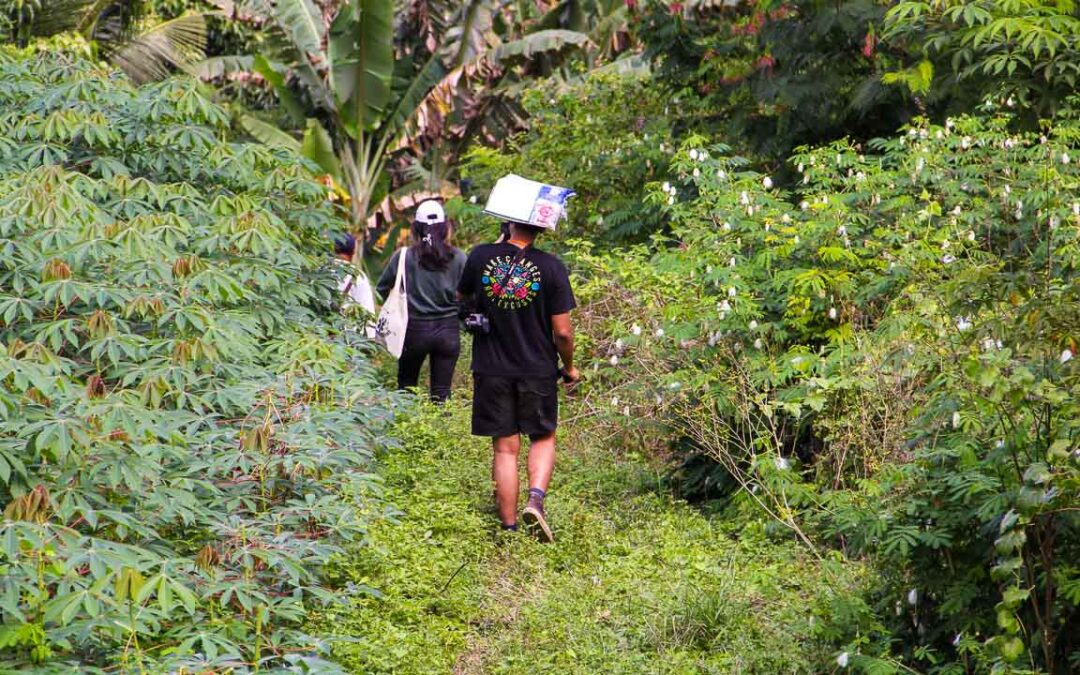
top-left (510, 222), bottom-right (546, 237)
top-left (333, 232), bottom-right (356, 256)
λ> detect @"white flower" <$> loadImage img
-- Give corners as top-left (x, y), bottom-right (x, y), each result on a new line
top-left (753, 338), bottom-right (763, 349)
top-left (837, 652), bottom-right (849, 668)
top-left (655, 328), bottom-right (665, 338)
top-left (631, 324), bottom-right (641, 336)
top-left (667, 196), bottom-right (675, 206)
top-left (614, 338), bottom-right (625, 350)
top-left (689, 148), bottom-right (699, 161)
top-left (655, 394), bottom-right (664, 405)
top-left (668, 381), bottom-right (682, 390)
top-left (952, 206), bottom-right (962, 216)
top-left (1004, 184), bottom-right (1011, 195)
top-left (951, 412), bottom-right (960, 429)
top-left (740, 191), bottom-right (750, 205)
top-left (706, 264), bottom-right (713, 274)
top-left (1062, 152), bottom-right (1071, 165)
top-left (729, 257), bottom-right (737, 267)
top-left (793, 235), bottom-right (800, 245)
top-left (764, 222), bottom-right (770, 232)
top-left (953, 633), bottom-right (962, 647)
top-left (1006, 96), bottom-right (1015, 108)
top-left (1015, 208), bottom-right (1023, 220)
top-left (908, 588), bottom-right (919, 605)
top-left (774, 456), bottom-right (790, 470)
top-left (943, 254), bottom-right (956, 264)
top-left (611, 396), bottom-right (619, 407)
top-left (623, 406), bottom-right (630, 416)
top-left (762, 176), bottom-right (773, 189)
top-left (723, 221), bottom-right (732, 232)
top-left (916, 158), bottom-right (925, 172)
top-left (728, 287), bottom-right (737, 298)
top-left (828, 307), bottom-right (838, 320)
top-left (749, 320), bottom-right (758, 330)
top-left (469, 195), bottom-right (478, 204)
top-left (700, 151), bottom-right (709, 161)
top-left (1004, 138), bottom-right (1014, 149)
top-left (717, 169), bottom-right (727, 180)
top-left (995, 439), bottom-right (1005, 449)
top-left (609, 355), bottom-right (619, 367)
top-left (803, 173), bottom-right (810, 185)
top-left (719, 300), bottom-right (732, 313)
top-left (941, 239), bottom-right (950, 249)
top-left (1050, 216), bottom-right (1059, 230)
top-left (945, 118), bottom-right (954, 130)
top-left (1073, 203), bottom-right (1080, 217)
top-left (967, 230), bottom-right (976, 242)
top-left (692, 168), bottom-right (700, 178)
top-left (961, 136), bottom-right (971, 150)
top-left (799, 200), bottom-right (809, 210)
top-left (1060, 349), bottom-right (1073, 364)
top-left (956, 316), bottom-right (972, 331)
top-left (797, 163), bottom-right (804, 173)
top-left (781, 213), bottom-right (791, 224)
top-left (661, 181), bottom-right (671, 193)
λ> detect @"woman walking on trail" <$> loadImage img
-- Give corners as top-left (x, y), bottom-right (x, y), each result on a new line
top-left (377, 200), bottom-right (467, 402)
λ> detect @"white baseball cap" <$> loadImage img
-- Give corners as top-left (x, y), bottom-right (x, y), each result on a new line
top-left (415, 200), bottom-right (446, 224)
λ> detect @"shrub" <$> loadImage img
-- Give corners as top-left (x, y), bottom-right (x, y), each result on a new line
top-left (0, 45), bottom-right (396, 671)
top-left (562, 108), bottom-right (1080, 671)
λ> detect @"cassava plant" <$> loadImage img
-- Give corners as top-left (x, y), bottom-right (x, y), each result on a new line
top-left (0, 43), bottom-right (396, 672)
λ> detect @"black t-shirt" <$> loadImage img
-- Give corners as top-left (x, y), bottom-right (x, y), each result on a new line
top-left (459, 243), bottom-right (576, 378)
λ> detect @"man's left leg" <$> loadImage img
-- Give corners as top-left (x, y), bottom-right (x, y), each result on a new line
top-left (492, 434), bottom-right (521, 530)
top-left (522, 432), bottom-right (556, 542)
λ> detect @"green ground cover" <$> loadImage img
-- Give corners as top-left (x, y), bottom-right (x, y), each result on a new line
top-left (313, 397), bottom-right (868, 674)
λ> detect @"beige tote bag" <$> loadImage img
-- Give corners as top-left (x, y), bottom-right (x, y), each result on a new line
top-left (375, 249), bottom-right (409, 358)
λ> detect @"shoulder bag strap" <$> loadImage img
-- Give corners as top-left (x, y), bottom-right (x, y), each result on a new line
top-left (394, 248), bottom-right (408, 293)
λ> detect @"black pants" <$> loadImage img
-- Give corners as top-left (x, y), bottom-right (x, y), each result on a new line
top-left (398, 316), bottom-right (461, 402)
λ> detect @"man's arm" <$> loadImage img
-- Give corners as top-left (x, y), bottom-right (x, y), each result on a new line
top-left (551, 313), bottom-right (579, 383)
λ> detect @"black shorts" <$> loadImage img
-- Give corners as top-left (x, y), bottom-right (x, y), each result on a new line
top-left (472, 374), bottom-right (559, 438)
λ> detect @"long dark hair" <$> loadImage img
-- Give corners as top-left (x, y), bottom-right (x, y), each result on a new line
top-left (411, 219), bottom-right (454, 271)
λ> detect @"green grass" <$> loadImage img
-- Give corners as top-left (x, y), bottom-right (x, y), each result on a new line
top-left (310, 397), bottom-right (867, 674)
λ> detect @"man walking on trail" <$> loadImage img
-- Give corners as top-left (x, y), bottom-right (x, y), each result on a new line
top-left (459, 215), bottom-right (579, 542)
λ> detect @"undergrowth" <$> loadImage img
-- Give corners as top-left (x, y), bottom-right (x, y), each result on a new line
top-left (312, 396), bottom-right (870, 673)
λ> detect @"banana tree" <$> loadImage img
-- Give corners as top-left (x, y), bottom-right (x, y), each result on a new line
top-left (208, 0), bottom-right (592, 259)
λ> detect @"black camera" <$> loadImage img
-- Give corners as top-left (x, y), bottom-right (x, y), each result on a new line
top-left (463, 313), bottom-right (490, 335)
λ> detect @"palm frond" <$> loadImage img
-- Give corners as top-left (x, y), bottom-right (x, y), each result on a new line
top-left (109, 13), bottom-right (207, 84)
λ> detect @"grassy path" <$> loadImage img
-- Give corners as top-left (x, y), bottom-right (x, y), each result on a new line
top-left (313, 399), bottom-right (864, 674)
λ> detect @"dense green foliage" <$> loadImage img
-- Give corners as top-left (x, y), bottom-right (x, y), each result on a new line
top-left (0, 46), bottom-right (396, 671)
top-left (882, 0), bottom-right (1080, 116)
top-left (523, 97), bottom-right (1080, 672)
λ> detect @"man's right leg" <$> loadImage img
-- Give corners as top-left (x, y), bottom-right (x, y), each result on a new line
top-left (492, 434), bottom-right (521, 528)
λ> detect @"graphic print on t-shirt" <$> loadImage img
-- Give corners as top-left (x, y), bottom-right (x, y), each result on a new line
top-left (481, 255), bottom-right (542, 310)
